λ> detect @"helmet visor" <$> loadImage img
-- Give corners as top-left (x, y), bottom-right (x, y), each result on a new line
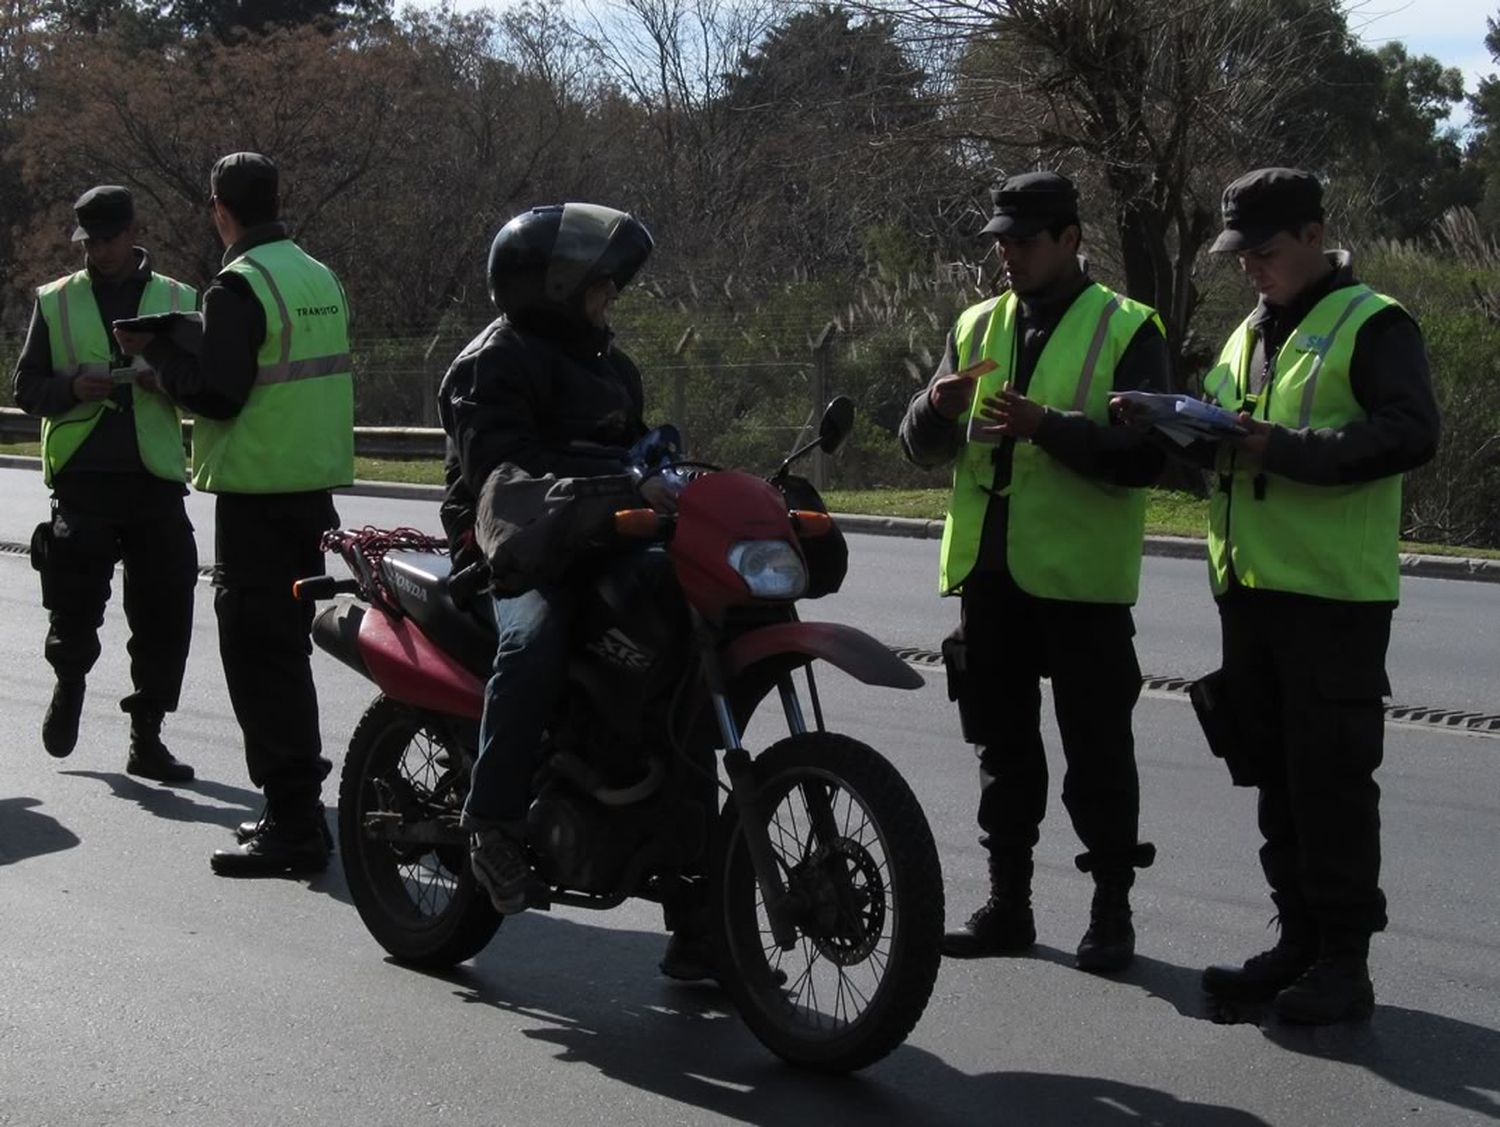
top-left (545, 203), bottom-right (653, 302)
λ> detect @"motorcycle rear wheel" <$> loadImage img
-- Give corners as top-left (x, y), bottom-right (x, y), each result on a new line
top-left (711, 732), bottom-right (943, 1072)
top-left (339, 695), bottom-right (500, 967)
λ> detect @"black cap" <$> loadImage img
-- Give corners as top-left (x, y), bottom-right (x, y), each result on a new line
top-left (71, 185), bottom-right (134, 243)
top-left (981, 171), bottom-right (1080, 238)
top-left (1211, 167), bottom-right (1324, 253)
top-left (210, 151), bottom-right (279, 216)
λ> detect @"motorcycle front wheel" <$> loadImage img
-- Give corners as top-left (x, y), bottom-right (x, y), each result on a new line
top-left (338, 695), bottom-right (500, 967)
top-left (711, 732), bottom-right (944, 1072)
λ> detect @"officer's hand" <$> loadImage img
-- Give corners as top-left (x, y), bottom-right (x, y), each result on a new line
top-left (72, 374), bottom-right (113, 402)
top-left (638, 474), bottom-right (678, 515)
top-left (1231, 413), bottom-right (1274, 464)
top-left (113, 328), bottom-right (153, 356)
top-left (928, 373), bottom-right (978, 421)
top-left (974, 384), bottom-right (1045, 439)
top-left (1109, 395), bottom-right (1154, 430)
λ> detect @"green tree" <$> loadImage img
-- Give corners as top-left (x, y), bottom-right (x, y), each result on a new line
top-left (1326, 43), bottom-right (1477, 240)
top-left (1467, 12), bottom-right (1500, 231)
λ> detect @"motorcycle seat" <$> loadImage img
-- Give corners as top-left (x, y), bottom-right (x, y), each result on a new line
top-left (381, 552), bottom-right (496, 677)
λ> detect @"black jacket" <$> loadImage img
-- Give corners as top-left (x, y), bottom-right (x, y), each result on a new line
top-left (438, 312), bottom-right (648, 553)
top-left (143, 223), bottom-right (283, 421)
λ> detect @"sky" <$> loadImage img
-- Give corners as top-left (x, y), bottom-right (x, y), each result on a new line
top-left (434, 0), bottom-right (1500, 125)
top-left (1354, 0), bottom-right (1498, 117)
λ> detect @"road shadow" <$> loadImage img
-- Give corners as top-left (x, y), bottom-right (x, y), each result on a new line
top-left (1264, 1004), bottom-right (1500, 1123)
top-left (56, 771), bottom-right (351, 904)
top-left (395, 914), bottom-right (1269, 1127)
top-left (999, 944), bottom-right (1221, 1024)
top-left (0, 796), bottom-right (80, 866)
top-left (60, 769), bottom-right (262, 830)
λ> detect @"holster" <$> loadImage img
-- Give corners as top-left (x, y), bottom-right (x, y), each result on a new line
top-left (1189, 669), bottom-right (1260, 787)
top-left (29, 518), bottom-right (52, 573)
top-left (942, 631), bottom-right (985, 744)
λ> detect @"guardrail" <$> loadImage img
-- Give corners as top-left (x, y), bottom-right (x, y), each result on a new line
top-left (0, 406), bottom-right (447, 459)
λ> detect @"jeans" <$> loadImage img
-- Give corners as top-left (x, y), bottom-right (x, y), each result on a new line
top-left (464, 584), bottom-right (574, 825)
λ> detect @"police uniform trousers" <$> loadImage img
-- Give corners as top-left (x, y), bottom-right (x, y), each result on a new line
top-left (955, 570), bottom-right (1144, 868)
top-left (213, 492), bottom-right (338, 817)
top-left (1217, 586), bottom-right (1390, 937)
top-left (38, 473), bottom-right (197, 718)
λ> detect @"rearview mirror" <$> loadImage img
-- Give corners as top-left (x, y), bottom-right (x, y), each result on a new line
top-left (818, 396), bottom-right (855, 454)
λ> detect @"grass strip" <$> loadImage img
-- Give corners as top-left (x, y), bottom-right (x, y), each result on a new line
top-left (2, 444), bottom-right (1493, 559)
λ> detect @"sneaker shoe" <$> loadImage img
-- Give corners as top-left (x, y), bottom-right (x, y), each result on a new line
top-left (42, 680), bottom-right (85, 759)
top-left (471, 827), bottom-right (531, 915)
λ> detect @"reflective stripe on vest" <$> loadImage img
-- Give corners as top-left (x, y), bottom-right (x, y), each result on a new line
top-left (36, 271), bottom-right (195, 487)
top-left (191, 240), bottom-right (354, 494)
top-left (937, 283), bottom-right (1162, 602)
top-left (1204, 284), bottom-right (1404, 601)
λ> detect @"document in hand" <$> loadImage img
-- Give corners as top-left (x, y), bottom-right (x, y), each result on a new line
top-left (1114, 391), bottom-right (1247, 446)
top-left (113, 311), bottom-right (203, 355)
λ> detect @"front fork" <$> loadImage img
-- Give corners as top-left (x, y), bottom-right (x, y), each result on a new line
top-left (703, 632), bottom-right (835, 951)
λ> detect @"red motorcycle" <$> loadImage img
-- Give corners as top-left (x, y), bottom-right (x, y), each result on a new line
top-left (301, 399), bottom-right (943, 1072)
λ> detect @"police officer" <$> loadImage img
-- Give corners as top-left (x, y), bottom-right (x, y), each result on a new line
top-left (1189, 169), bottom-right (1439, 1023)
top-left (117, 153), bottom-right (353, 876)
top-left (12, 185), bottom-right (198, 783)
top-left (901, 172), bottom-right (1167, 972)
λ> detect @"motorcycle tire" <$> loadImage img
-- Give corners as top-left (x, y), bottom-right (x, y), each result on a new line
top-left (710, 732), bottom-right (943, 1072)
top-left (339, 695), bottom-right (501, 967)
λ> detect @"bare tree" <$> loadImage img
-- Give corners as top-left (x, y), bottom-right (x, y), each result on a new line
top-left (847, 0), bottom-right (1363, 384)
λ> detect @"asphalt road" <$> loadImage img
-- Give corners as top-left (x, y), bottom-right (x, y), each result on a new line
top-left (0, 472), bottom-right (1496, 1126)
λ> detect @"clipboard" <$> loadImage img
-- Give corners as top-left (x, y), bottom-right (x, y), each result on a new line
top-left (113, 311), bottom-right (203, 355)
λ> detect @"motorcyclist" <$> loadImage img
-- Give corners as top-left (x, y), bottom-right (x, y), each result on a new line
top-left (437, 204), bottom-right (692, 959)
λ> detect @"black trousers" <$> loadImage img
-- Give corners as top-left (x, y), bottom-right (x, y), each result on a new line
top-left (952, 571), bottom-right (1144, 870)
top-left (1217, 587), bottom-right (1391, 936)
top-left (38, 475), bottom-right (197, 717)
top-left (213, 492), bottom-right (338, 816)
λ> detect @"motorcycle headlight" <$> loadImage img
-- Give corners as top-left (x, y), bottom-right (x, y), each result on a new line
top-left (727, 540), bottom-right (807, 599)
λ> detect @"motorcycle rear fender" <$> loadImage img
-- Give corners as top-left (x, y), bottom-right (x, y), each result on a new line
top-left (722, 621), bottom-right (923, 690)
top-left (314, 601), bottom-right (485, 721)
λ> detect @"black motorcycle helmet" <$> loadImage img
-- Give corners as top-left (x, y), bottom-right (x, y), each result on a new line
top-left (487, 203), bottom-right (654, 319)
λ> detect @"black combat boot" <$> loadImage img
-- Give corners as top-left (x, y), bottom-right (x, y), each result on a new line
top-left (125, 709), bottom-right (195, 783)
top-left (236, 803), bottom-right (334, 851)
top-left (42, 679), bottom-right (86, 759)
top-left (1075, 869), bottom-right (1135, 974)
top-left (943, 853), bottom-right (1035, 958)
top-left (1202, 902), bottom-right (1318, 1002)
top-left (212, 804), bottom-right (330, 877)
top-left (1273, 932), bottom-right (1375, 1025)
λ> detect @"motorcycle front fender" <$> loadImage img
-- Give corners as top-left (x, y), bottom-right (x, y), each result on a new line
top-left (721, 621), bottom-right (923, 691)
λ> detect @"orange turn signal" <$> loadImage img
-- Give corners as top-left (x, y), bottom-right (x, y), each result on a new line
top-left (790, 510), bottom-right (834, 538)
top-left (613, 508), bottom-right (662, 538)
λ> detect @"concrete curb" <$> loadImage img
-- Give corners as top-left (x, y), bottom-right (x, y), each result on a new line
top-left (2, 454), bottom-right (1495, 584)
